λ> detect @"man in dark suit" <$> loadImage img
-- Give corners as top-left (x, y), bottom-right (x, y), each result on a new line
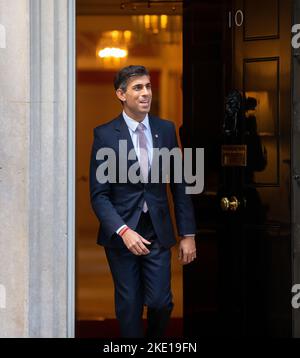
top-left (90, 65), bottom-right (197, 338)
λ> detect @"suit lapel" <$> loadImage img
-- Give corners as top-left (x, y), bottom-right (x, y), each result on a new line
top-left (114, 113), bottom-right (163, 183)
top-left (114, 113), bottom-right (135, 155)
top-left (114, 113), bottom-right (140, 178)
top-left (148, 114), bottom-right (163, 150)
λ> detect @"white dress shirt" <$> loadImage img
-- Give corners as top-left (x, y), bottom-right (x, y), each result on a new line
top-left (122, 110), bottom-right (153, 166)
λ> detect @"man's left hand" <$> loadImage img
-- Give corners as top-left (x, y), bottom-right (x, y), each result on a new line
top-left (178, 236), bottom-right (197, 265)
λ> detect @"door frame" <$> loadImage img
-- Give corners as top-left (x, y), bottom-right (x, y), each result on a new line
top-left (292, 0), bottom-right (300, 338)
top-left (67, 0), bottom-right (76, 338)
top-left (67, 0), bottom-right (300, 338)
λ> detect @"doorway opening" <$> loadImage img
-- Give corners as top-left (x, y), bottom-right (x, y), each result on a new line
top-left (75, 0), bottom-right (184, 338)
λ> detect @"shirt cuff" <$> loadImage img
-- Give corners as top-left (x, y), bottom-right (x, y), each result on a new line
top-left (116, 224), bottom-right (127, 234)
top-left (183, 234), bottom-right (195, 238)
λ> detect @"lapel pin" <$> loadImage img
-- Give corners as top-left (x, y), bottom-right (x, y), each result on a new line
top-left (155, 134), bottom-right (158, 138)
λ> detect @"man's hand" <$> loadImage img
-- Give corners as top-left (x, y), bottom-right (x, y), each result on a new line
top-left (178, 236), bottom-right (196, 265)
top-left (121, 229), bottom-right (151, 255)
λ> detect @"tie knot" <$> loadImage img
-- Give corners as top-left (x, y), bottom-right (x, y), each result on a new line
top-left (136, 123), bottom-right (146, 132)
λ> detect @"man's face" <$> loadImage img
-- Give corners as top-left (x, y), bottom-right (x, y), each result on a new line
top-left (116, 75), bottom-right (152, 121)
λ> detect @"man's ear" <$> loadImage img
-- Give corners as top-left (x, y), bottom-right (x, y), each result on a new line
top-left (116, 88), bottom-right (126, 102)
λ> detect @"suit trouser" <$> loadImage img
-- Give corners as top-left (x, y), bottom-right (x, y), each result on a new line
top-left (105, 212), bottom-right (173, 338)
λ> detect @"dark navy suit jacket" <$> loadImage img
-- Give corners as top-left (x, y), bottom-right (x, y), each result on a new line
top-left (89, 113), bottom-right (196, 249)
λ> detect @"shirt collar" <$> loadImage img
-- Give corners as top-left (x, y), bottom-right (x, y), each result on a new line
top-left (122, 110), bottom-right (150, 132)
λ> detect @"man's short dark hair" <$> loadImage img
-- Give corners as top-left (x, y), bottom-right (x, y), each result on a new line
top-left (114, 65), bottom-right (149, 91)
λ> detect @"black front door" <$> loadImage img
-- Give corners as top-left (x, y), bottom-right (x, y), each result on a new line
top-left (182, 0), bottom-right (292, 337)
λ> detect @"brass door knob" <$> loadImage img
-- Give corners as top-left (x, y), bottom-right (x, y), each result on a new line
top-left (220, 196), bottom-right (240, 211)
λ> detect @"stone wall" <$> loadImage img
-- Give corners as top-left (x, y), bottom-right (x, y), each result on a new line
top-left (0, 0), bottom-right (73, 337)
